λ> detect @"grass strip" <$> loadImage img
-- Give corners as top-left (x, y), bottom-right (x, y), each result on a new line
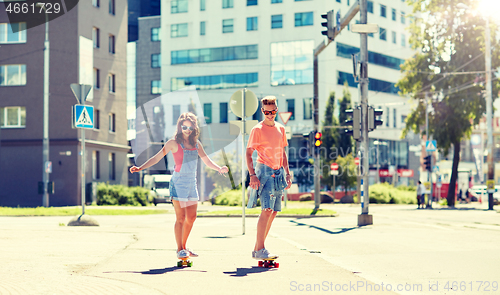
top-left (0, 207), bottom-right (170, 216)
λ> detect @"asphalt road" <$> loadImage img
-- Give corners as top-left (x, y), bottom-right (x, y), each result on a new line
top-left (0, 203), bottom-right (498, 295)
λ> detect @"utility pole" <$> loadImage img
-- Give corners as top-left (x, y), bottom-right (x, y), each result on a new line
top-left (41, 7), bottom-right (50, 207)
top-left (485, 17), bottom-right (495, 210)
top-left (357, 0), bottom-right (372, 225)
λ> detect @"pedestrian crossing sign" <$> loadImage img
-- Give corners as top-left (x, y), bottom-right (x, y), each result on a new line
top-left (425, 140), bottom-right (437, 152)
top-left (74, 105), bottom-right (94, 129)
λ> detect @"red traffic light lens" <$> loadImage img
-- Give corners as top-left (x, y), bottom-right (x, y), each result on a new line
top-left (314, 132), bottom-right (322, 139)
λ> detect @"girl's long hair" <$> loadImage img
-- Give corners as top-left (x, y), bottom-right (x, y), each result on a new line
top-left (174, 112), bottom-right (200, 147)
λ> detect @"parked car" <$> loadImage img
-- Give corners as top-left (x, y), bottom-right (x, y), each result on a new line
top-left (468, 185), bottom-right (500, 204)
top-left (144, 174), bottom-right (173, 205)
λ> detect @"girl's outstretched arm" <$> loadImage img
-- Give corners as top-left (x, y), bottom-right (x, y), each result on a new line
top-left (197, 140), bottom-right (228, 175)
top-left (130, 139), bottom-right (176, 173)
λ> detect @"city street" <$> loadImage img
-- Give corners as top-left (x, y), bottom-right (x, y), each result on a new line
top-left (0, 203), bottom-right (498, 295)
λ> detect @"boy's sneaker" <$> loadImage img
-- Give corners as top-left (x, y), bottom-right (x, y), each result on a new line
top-left (186, 248), bottom-right (198, 257)
top-left (177, 249), bottom-right (189, 259)
top-left (254, 248), bottom-right (278, 260)
top-left (252, 250), bottom-right (256, 258)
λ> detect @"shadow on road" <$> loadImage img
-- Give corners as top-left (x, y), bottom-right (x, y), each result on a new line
top-left (223, 266), bottom-right (276, 277)
top-left (106, 267), bottom-right (208, 275)
top-left (289, 220), bottom-right (359, 235)
top-left (203, 236), bottom-right (234, 239)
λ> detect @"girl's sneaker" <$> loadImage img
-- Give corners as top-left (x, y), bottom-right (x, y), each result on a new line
top-left (254, 248), bottom-right (278, 260)
top-left (186, 248), bottom-right (198, 257)
top-left (177, 249), bottom-right (189, 259)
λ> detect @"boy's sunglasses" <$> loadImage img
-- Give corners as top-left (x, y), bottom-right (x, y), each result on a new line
top-left (262, 109), bottom-right (277, 116)
top-left (181, 125), bottom-right (194, 131)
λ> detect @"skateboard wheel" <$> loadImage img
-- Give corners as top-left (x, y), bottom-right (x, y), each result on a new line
top-left (187, 261), bottom-right (193, 267)
top-left (177, 261), bottom-right (183, 267)
top-left (274, 262), bottom-right (279, 268)
top-left (258, 261), bottom-right (264, 267)
top-left (264, 261), bottom-right (270, 268)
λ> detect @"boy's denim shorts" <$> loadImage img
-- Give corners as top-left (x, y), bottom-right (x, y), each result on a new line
top-left (259, 177), bottom-right (283, 212)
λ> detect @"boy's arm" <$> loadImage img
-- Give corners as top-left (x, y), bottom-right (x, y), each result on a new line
top-left (246, 147), bottom-right (256, 175)
top-left (282, 149), bottom-right (292, 189)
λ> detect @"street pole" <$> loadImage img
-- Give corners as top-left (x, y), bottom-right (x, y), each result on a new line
top-left (42, 9), bottom-right (50, 207)
top-left (358, 0), bottom-right (371, 225)
top-left (313, 55), bottom-right (321, 210)
top-left (242, 89), bottom-right (246, 235)
top-left (485, 17), bottom-right (494, 210)
top-left (81, 87), bottom-right (86, 215)
top-left (376, 141), bottom-right (380, 183)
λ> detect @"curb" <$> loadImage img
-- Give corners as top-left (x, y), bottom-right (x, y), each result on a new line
top-left (197, 214), bottom-right (338, 218)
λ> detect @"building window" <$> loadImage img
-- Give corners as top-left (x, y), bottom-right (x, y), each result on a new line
top-left (171, 44), bottom-right (258, 64)
top-left (401, 12), bottom-right (406, 24)
top-left (295, 12), bottom-right (313, 27)
top-left (382, 108), bottom-right (388, 127)
top-left (151, 53), bottom-right (161, 68)
top-left (173, 105), bottom-right (181, 124)
top-left (94, 109), bottom-right (100, 129)
top-left (220, 102), bottom-right (228, 123)
top-left (222, 19), bottom-right (234, 33)
top-left (109, 113), bottom-right (115, 132)
top-left (151, 80), bottom-right (161, 94)
top-left (200, 0), bottom-right (205, 11)
top-left (0, 22), bottom-right (27, 44)
top-left (92, 27), bottom-right (100, 48)
top-left (92, 0), bottom-right (99, 7)
top-left (108, 153), bottom-right (115, 180)
top-left (247, 0), bottom-right (257, 6)
top-left (286, 99), bottom-right (295, 120)
top-left (151, 27), bottom-right (161, 41)
top-left (0, 106), bottom-right (26, 128)
top-left (392, 31), bottom-right (396, 44)
top-left (200, 21), bottom-right (206, 35)
top-left (303, 98), bottom-right (312, 120)
top-left (223, 0), bottom-right (233, 8)
top-left (109, 0), bottom-right (115, 15)
top-left (171, 72), bottom-right (258, 91)
top-left (401, 33), bottom-right (406, 47)
top-left (367, 1), bottom-right (373, 13)
top-left (108, 34), bottom-right (115, 54)
top-left (393, 109), bottom-right (397, 128)
top-left (338, 71), bottom-right (399, 95)
top-left (379, 27), bottom-right (386, 41)
top-left (336, 43), bottom-right (404, 70)
top-left (0, 64), bottom-right (26, 86)
top-left (93, 68), bottom-right (100, 89)
top-left (204, 103), bottom-right (212, 123)
top-left (271, 0), bottom-right (282, 3)
top-left (380, 5), bottom-right (386, 18)
top-left (108, 73), bottom-right (115, 93)
top-left (271, 15), bottom-right (282, 29)
top-left (171, 23), bottom-right (188, 38)
top-left (270, 40), bottom-right (314, 86)
top-left (392, 8), bottom-right (396, 21)
top-left (93, 150), bottom-right (100, 180)
top-left (247, 17), bottom-right (258, 31)
top-left (171, 0), bottom-right (188, 13)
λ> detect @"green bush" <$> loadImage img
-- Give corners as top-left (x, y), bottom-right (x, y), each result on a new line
top-left (368, 183), bottom-right (417, 204)
top-left (212, 188), bottom-right (260, 207)
top-left (96, 183), bottom-right (150, 206)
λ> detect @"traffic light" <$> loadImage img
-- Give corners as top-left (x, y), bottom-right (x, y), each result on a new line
top-left (321, 10), bottom-right (335, 41)
top-left (423, 155), bottom-right (432, 172)
top-left (345, 108), bottom-right (361, 140)
top-left (314, 131), bottom-right (322, 147)
top-left (303, 131), bottom-right (313, 155)
top-left (368, 107), bottom-right (383, 131)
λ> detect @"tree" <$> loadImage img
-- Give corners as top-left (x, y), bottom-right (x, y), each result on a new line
top-left (335, 154), bottom-right (358, 196)
top-left (397, 0), bottom-right (500, 207)
top-left (320, 92), bottom-right (339, 187)
top-left (204, 150), bottom-right (241, 198)
top-left (338, 82), bottom-right (354, 157)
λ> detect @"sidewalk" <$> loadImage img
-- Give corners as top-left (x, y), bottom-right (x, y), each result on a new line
top-left (0, 212), bottom-right (398, 295)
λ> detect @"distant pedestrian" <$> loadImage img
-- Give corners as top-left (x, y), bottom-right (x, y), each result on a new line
top-left (130, 112), bottom-right (228, 260)
top-left (246, 96), bottom-right (292, 260)
top-left (416, 181), bottom-right (425, 209)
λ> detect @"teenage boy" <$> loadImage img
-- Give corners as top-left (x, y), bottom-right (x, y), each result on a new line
top-left (246, 96), bottom-right (292, 259)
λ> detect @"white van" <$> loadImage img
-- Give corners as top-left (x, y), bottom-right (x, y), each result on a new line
top-left (146, 174), bottom-right (172, 205)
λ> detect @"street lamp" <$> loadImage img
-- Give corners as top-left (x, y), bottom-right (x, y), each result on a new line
top-left (457, 3), bottom-right (494, 210)
top-left (37, 3), bottom-right (50, 207)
